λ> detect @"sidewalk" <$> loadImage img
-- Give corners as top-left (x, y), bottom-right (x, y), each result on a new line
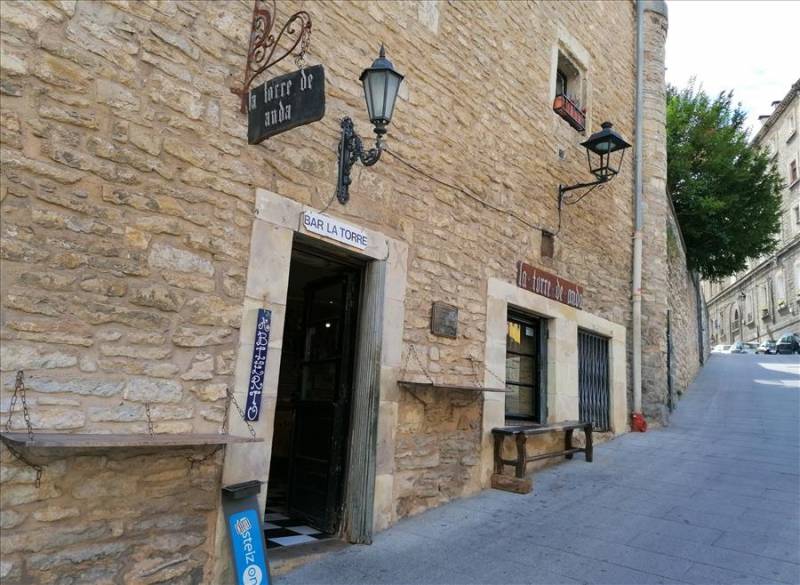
top-left (277, 355), bottom-right (800, 584)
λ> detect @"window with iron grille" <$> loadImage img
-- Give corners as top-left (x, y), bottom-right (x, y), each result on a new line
top-left (578, 329), bottom-right (610, 432)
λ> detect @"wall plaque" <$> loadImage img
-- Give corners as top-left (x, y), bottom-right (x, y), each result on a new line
top-left (248, 64), bottom-right (325, 144)
top-left (245, 309), bottom-right (271, 421)
top-left (516, 261), bottom-right (584, 309)
top-left (431, 302), bottom-right (458, 338)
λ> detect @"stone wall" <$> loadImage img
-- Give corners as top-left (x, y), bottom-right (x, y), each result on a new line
top-left (394, 388), bottom-right (481, 520)
top-left (1, 1), bottom-right (648, 580)
top-left (1, 446), bottom-right (219, 584)
top-left (666, 210), bottom-right (706, 404)
top-left (638, 4), bottom-right (707, 421)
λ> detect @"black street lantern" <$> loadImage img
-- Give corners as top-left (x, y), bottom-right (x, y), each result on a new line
top-left (559, 121), bottom-right (632, 209)
top-left (336, 45), bottom-right (404, 204)
top-left (360, 45), bottom-right (404, 135)
top-left (581, 122), bottom-right (632, 181)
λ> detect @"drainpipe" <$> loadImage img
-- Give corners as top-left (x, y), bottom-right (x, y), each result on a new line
top-left (632, 0), bottom-right (645, 417)
top-left (632, 0), bottom-right (668, 425)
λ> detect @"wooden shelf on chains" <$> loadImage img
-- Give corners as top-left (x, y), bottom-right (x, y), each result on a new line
top-left (397, 380), bottom-right (505, 393)
top-left (0, 432), bottom-right (262, 449)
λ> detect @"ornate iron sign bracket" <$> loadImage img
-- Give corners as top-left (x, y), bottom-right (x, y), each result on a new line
top-left (230, 0), bottom-right (312, 113)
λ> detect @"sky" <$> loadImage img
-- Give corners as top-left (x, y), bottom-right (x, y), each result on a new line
top-left (665, 0), bottom-right (800, 134)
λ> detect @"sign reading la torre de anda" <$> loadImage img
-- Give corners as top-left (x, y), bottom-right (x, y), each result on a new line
top-left (517, 261), bottom-right (584, 309)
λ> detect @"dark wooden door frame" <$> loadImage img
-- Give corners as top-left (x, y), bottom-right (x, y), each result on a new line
top-left (286, 263), bottom-right (361, 533)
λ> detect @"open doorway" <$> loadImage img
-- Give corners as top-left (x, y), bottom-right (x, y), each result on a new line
top-left (266, 242), bottom-right (363, 549)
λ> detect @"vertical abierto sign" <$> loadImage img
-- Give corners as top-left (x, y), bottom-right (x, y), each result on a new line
top-left (245, 309), bottom-right (271, 421)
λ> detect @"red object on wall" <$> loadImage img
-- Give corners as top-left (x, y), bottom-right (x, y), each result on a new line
top-left (553, 94), bottom-right (586, 132)
top-left (631, 412), bottom-right (647, 432)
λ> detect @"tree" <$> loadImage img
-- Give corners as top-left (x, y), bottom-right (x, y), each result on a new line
top-left (666, 83), bottom-right (783, 280)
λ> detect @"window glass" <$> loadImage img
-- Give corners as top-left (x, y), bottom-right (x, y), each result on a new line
top-left (505, 314), bottom-right (542, 420)
top-left (556, 70), bottom-right (567, 97)
top-left (775, 271), bottom-right (786, 305)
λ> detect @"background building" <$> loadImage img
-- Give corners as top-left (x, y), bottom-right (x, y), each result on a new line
top-left (704, 80), bottom-right (800, 346)
top-left (0, 1), bottom-right (702, 583)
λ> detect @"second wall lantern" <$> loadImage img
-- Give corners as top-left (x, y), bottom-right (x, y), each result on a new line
top-left (558, 121), bottom-right (631, 209)
top-left (336, 45), bottom-right (404, 204)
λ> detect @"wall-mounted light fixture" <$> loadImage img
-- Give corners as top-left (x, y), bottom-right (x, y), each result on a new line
top-left (558, 122), bottom-right (632, 209)
top-left (336, 45), bottom-right (404, 204)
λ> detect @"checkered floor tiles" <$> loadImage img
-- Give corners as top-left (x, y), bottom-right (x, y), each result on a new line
top-left (264, 507), bottom-right (335, 549)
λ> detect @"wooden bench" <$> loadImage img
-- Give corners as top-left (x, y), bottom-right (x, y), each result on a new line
top-left (491, 421), bottom-right (593, 493)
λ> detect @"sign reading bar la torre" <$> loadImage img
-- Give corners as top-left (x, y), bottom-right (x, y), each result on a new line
top-left (248, 64), bottom-right (325, 144)
top-left (517, 261), bottom-right (584, 309)
top-left (303, 211), bottom-right (369, 250)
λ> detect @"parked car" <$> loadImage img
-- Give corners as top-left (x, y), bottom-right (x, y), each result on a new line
top-left (730, 341), bottom-right (759, 354)
top-left (755, 340), bottom-right (777, 354)
top-left (711, 344), bottom-right (732, 354)
top-left (776, 334), bottom-right (800, 354)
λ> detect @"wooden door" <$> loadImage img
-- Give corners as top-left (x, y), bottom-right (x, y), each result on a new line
top-left (288, 272), bottom-right (359, 532)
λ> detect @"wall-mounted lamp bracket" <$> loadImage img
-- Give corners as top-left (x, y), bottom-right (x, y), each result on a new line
top-left (558, 177), bottom-right (609, 210)
top-left (336, 117), bottom-right (383, 205)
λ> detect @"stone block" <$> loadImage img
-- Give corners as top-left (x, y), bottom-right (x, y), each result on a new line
top-left (0, 345), bottom-right (77, 371)
top-left (491, 473), bottom-right (532, 494)
top-left (184, 295), bottom-right (240, 327)
top-left (148, 242), bottom-right (214, 276)
top-left (172, 326), bottom-right (232, 347)
top-left (123, 377), bottom-right (182, 403)
top-left (129, 284), bottom-right (185, 312)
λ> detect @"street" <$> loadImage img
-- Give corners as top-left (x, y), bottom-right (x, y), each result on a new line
top-left (279, 355), bottom-right (800, 585)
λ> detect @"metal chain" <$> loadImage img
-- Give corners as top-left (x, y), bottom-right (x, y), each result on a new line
top-left (468, 356), bottom-right (508, 391)
top-left (3, 371), bottom-right (43, 486)
top-left (294, 25), bottom-right (311, 68)
top-left (220, 389), bottom-right (232, 435)
top-left (3, 441), bottom-right (43, 487)
top-left (187, 445), bottom-right (222, 470)
top-left (225, 387), bottom-right (257, 439)
top-left (145, 402), bottom-right (155, 435)
top-left (399, 344), bottom-right (435, 384)
top-left (468, 357), bottom-right (484, 389)
top-left (4, 371), bottom-right (34, 441)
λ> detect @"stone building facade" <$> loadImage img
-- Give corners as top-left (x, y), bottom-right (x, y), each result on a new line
top-left (0, 1), bottom-right (700, 583)
top-left (704, 80), bottom-right (800, 347)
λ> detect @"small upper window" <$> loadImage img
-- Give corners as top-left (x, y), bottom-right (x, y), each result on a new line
top-left (553, 50), bottom-right (586, 132)
top-left (790, 159), bottom-right (798, 184)
top-left (786, 111), bottom-right (797, 142)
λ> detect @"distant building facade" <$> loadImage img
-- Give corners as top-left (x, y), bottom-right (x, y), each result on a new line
top-left (704, 80), bottom-right (800, 346)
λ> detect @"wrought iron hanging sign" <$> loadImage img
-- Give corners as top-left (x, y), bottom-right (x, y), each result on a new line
top-left (248, 65), bottom-right (325, 144)
top-left (231, 0), bottom-right (324, 144)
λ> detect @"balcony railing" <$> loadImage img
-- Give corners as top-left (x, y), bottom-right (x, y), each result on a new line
top-left (553, 94), bottom-right (586, 132)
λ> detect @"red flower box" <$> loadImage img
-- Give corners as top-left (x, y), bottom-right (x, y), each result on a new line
top-left (553, 94), bottom-right (586, 132)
